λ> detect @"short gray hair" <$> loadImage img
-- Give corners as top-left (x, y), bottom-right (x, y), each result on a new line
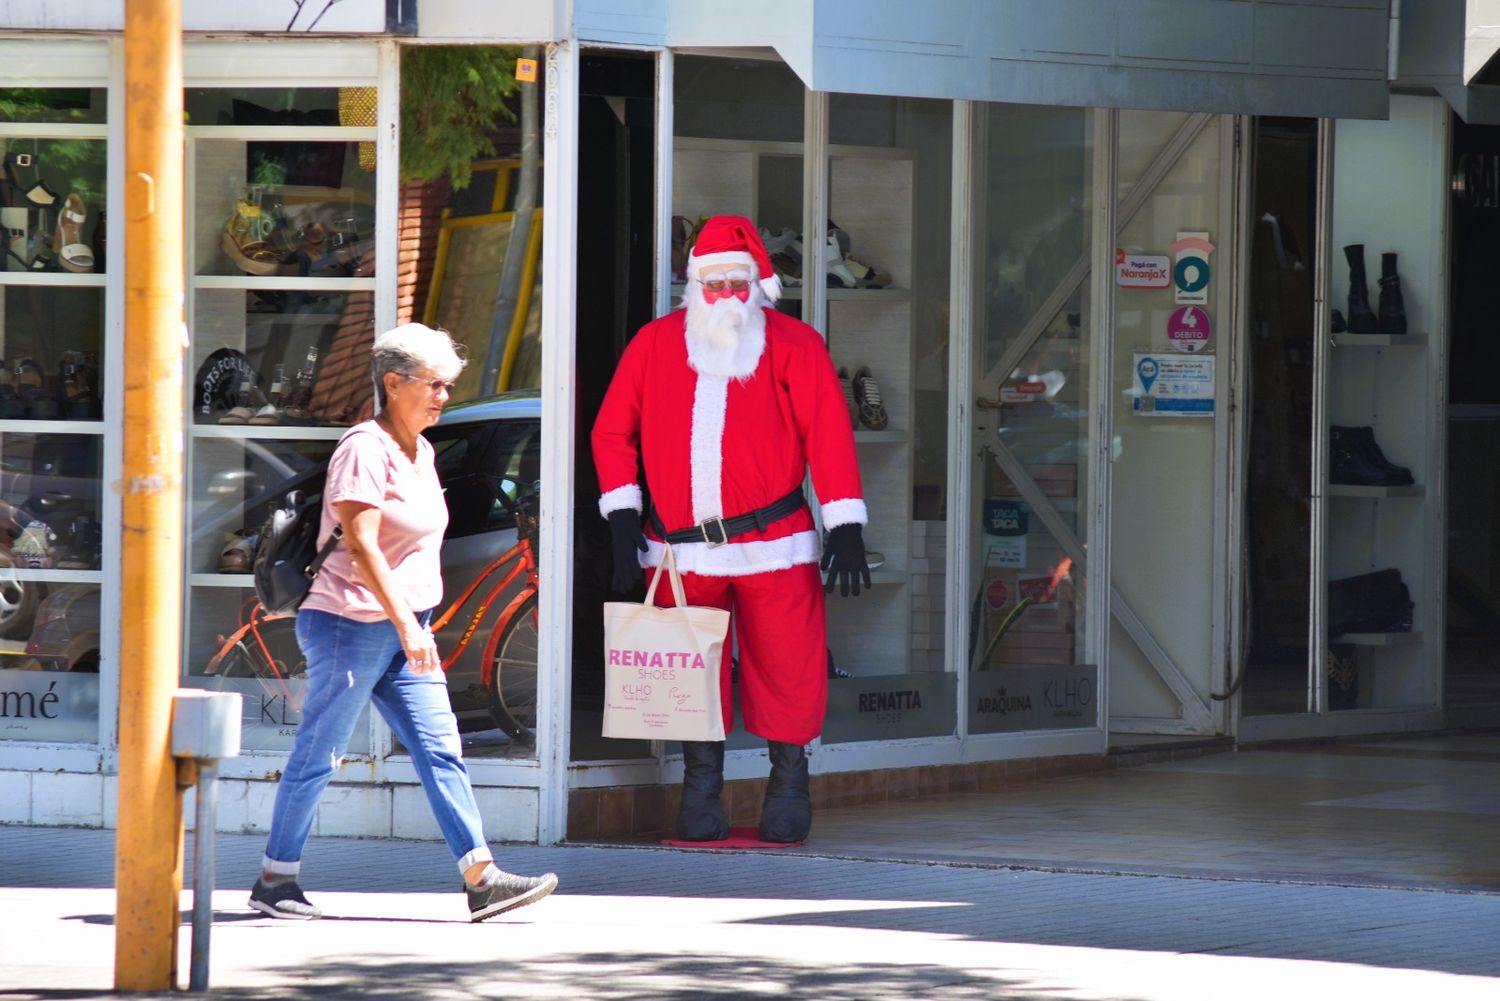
top-left (371, 323), bottom-right (467, 407)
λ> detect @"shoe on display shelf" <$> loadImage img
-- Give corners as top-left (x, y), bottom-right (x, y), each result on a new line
top-left (851, 366), bottom-right (889, 431)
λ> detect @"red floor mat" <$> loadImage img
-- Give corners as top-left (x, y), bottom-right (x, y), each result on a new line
top-left (661, 826), bottom-right (804, 849)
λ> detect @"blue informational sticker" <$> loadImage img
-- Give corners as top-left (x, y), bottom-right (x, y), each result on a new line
top-left (1174, 256), bottom-right (1210, 293)
top-left (983, 499), bottom-right (1028, 537)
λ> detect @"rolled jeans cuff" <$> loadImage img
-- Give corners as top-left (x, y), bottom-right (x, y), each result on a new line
top-left (262, 856), bottom-right (301, 877)
top-left (457, 846), bottom-right (493, 874)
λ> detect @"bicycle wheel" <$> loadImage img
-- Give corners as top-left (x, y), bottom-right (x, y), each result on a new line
top-left (487, 593), bottom-right (538, 743)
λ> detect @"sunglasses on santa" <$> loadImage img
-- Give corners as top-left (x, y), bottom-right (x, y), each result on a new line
top-left (699, 277), bottom-right (752, 294)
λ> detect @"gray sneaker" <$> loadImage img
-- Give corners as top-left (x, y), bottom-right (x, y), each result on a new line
top-left (467, 870), bottom-right (558, 922)
top-left (248, 878), bottom-right (322, 920)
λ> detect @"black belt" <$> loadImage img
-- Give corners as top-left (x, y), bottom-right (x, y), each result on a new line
top-left (650, 487), bottom-right (807, 548)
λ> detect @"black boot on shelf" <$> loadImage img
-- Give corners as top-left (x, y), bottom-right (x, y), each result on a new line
top-left (1329, 425), bottom-right (1414, 486)
top-left (1344, 244), bottom-right (1378, 334)
top-left (758, 740), bottom-right (812, 843)
top-left (1377, 252), bottom-right (1407, 334)
top-left (676, 740), bottom-right (729, 841)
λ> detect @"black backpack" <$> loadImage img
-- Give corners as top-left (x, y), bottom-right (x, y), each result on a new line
top-left (252, 488), bottom-right (341, 615)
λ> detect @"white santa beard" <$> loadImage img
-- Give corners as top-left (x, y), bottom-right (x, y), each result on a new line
top-left (683, 285), bottom-right (767, 380)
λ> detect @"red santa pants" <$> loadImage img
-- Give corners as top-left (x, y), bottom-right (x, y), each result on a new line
top-left (648, 562), bottom-right (827, 744)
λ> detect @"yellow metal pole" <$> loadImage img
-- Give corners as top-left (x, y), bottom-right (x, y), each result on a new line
top-left (114, 0), bottom-right (185, 991)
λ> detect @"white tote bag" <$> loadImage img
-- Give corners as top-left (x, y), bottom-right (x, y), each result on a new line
top-left (601, 543), bottom-right (729, 741)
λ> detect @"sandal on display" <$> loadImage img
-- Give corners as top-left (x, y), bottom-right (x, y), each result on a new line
top-left (24, 180), bottom-right (58, 209)
top-left (221, 198), bottom-right (282, 276)
top-left (247, 402), bottom-right (285, 426)
top-left (852, 366), bottom-right (889, 431)
top-left (217, 530), bottom-right (258, 574)
top-left (53, 193), bottom-right (94, 273)
top-left (216, 388), bottom-right (259, 426)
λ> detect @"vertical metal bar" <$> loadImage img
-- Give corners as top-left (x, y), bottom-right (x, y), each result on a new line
top-left (98, 36), bottom-right (126, 758)
top-left (536, 40), bottom-right (579, 844)
top-left (188, 760), bottom-right (218, 992)
top-left (655, 49), bottom-right (675, 319)
top-left (1089, 108), bottom-right (1118, 736)
top-left (946, 100), bottom-right (974, 737)
top-left (1310, 118), bottom-right (1334, 715)
top-left (1223, 115), bottom-right (1255, 734)
top-left (116, 0), bottom-right (185, 990)
top-left (1210, 114), bottom-right (1240, 732)
top-left (803, 90), bottom-right (828, 336)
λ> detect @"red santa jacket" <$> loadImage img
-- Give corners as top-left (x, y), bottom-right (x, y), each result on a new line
top-left (592, 306), bottom-right (867, 577)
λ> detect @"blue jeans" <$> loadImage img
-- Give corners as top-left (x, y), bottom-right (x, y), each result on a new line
top-left (262, 608), bottom-right (493, 877)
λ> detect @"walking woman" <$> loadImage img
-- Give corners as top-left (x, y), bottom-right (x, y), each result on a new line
top-left (250, 323), bottom-right (557, 921)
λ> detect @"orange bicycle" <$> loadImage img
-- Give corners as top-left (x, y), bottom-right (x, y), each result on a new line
top-left (204, 481), bottom-right (542, 742)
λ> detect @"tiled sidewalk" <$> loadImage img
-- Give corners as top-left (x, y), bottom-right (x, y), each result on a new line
top-left (2, 823), bottom-right (1499, 999)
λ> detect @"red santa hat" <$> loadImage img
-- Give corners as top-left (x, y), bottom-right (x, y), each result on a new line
top-left (686, 214), bottom-right (782, 302)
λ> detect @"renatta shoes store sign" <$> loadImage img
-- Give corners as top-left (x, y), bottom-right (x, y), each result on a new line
top-left (0, 0), bottom-right (387, 32)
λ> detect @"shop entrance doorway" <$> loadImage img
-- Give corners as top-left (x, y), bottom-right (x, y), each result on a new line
top-left (1240, 118), bottom-right (1318, 716)
top-left (1445, 117), bottom-right (1500, 727)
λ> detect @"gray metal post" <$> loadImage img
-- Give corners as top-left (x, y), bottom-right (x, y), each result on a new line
top-left (188, 758), bottom-right (219, 992)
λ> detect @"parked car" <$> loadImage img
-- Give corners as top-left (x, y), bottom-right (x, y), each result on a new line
top-left (16, 392), bottom-right (544, 741)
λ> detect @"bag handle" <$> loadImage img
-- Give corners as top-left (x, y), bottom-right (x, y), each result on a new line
top-left (642, 542), bottom-right (688, 609)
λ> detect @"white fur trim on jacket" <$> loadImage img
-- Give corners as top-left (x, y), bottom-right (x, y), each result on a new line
top-left (598, 483), bottom-right (643, 517)
top-left (689, 374), bottom-right (728, 523)
top-left (644, 530), bottom-right (820, 577)
top-left (820, 497), bottom-right (868, 529)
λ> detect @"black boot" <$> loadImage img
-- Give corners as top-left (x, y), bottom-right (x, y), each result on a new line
top-left (1344, 244), bottom-right (1378, 334)
top-left (758, 741), bottom-right (811, 843)
top-left (1377, 252), bottom-right (1406, 334)
top-left (1329, 425), bottom-right (1413, 486)
top-left (676, 741), bottom-right (729, 841)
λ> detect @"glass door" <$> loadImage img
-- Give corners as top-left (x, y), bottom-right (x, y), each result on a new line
top-left (967, 103), bottom-right (1098, 735)
top-left (1107, 112), bottom-right (1227, 735)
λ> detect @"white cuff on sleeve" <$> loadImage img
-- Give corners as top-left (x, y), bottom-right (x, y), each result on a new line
top-left (598, 483), bottom-right (643, 517)
top-left (820, 497), bottom-right (868, 529)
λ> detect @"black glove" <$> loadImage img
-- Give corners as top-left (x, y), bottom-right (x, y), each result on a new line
top-left (820, 524), bottom-right (871, 597)
top-left (607, 509), bottom-right (648, 593)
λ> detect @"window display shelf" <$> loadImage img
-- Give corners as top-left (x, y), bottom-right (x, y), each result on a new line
top-left (0, 420), bottom-right (104, 435)
top-left (190, 423), bottom-right (349, 441)
top-left (1332, 333), bottom-right (1428, 347)
top-left (0, 568), bottom-right (101, 584)
top-left (1327, 483), bottom-right (1425, 498)
top-left (1333, 630), bottom-right (1424, 646)
top-left (188, 573), bottom-right (259, 589)
top-left (0, 272), bottom-right (106, 288)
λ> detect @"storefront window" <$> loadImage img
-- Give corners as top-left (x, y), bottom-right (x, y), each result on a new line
top-left (390, 48), bottom-right (545, 760)
top-left (968, 103), bottom-right (1097, 735)
top-left (180, 87), bottom-right (376, 753)
top-left (820, 94), bottom-right (954, 744)
top-left (0, 89), bottom-right (106, 742)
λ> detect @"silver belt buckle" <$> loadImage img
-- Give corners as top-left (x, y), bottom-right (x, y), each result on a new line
top-left (698, 516), bottom-right (729, 548)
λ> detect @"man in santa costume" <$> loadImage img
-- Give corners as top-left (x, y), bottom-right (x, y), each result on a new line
top-left (592, 214), bottom-right (870, 843)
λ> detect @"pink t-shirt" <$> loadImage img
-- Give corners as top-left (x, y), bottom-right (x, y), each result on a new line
top-left (300, 421), bottom-right (448, 622)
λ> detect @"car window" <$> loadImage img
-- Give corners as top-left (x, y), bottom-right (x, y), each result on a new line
top-left (428, 422), bottom-right (498, 539)
top-left (490, 420), bottom-right (541, 528)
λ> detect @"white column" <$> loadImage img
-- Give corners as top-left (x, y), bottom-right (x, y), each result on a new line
top-left (536, 39), bottom-right (580, 845)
